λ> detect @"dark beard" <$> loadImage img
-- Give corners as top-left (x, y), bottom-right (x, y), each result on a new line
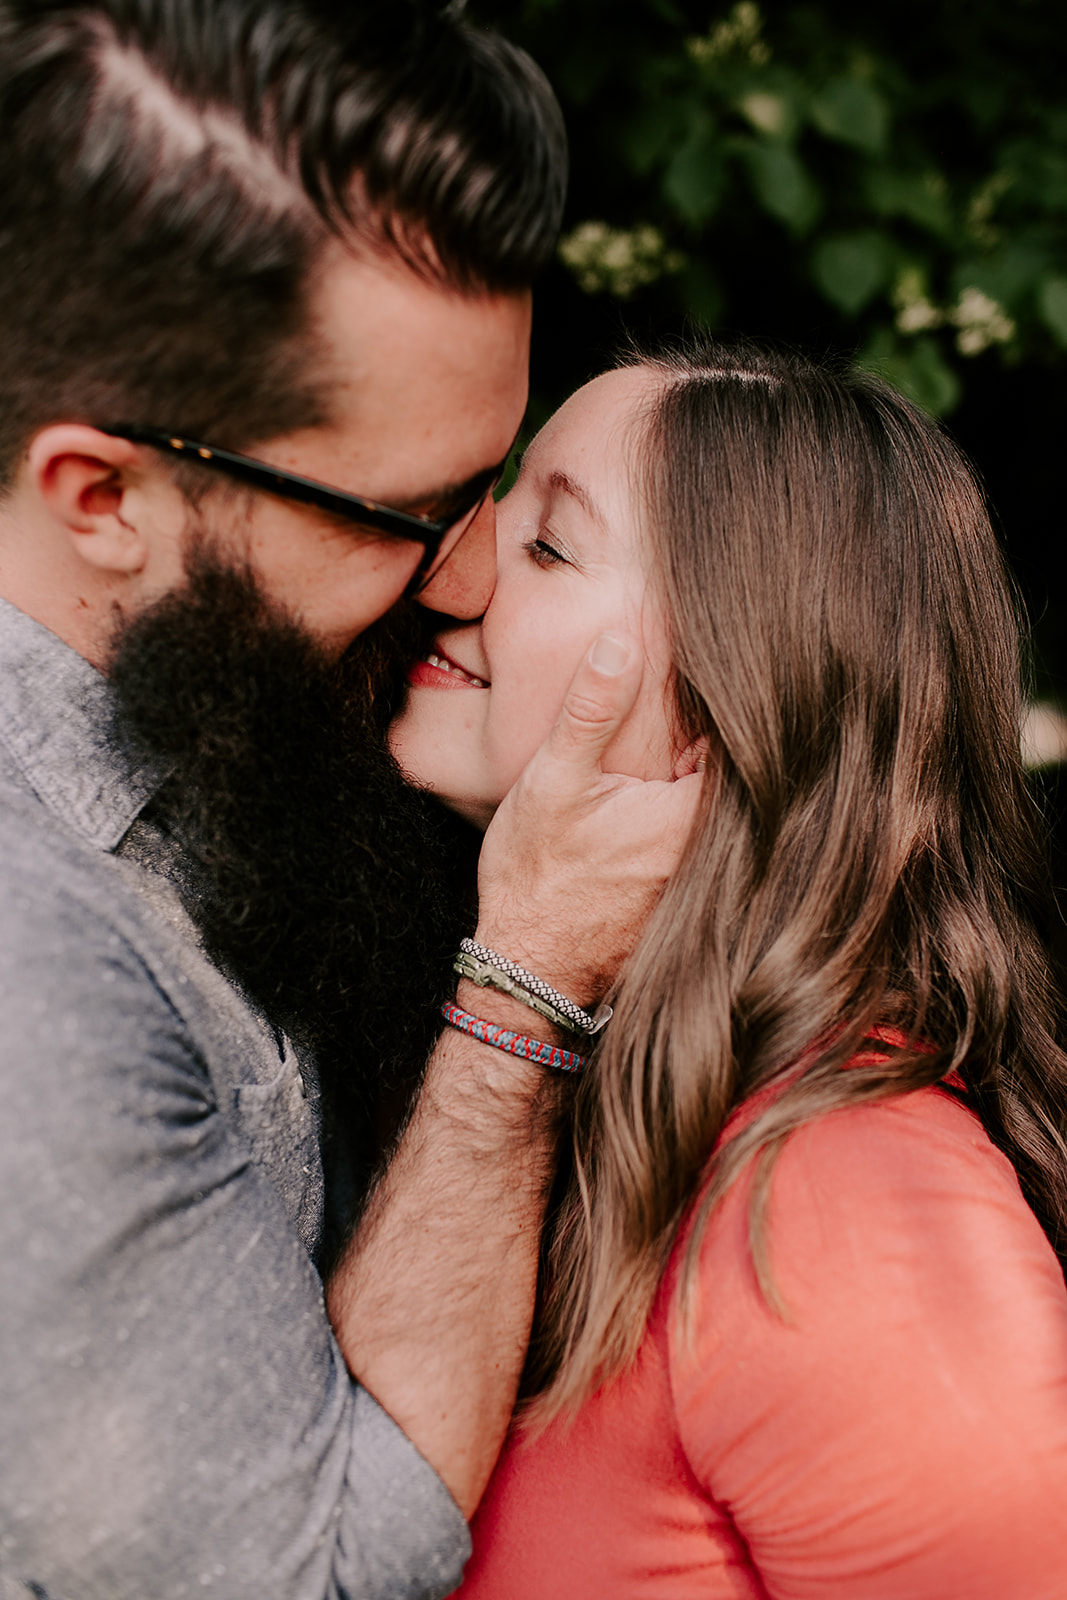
top-left (107, 545), bottom-right (478, 1244)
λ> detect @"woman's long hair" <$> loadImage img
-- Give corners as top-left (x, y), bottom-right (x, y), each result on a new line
top-left (528, 337), bottom-right (1067, 1420)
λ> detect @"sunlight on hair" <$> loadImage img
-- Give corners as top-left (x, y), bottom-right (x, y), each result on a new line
top-left (89, 25), bottom-right (305, 215)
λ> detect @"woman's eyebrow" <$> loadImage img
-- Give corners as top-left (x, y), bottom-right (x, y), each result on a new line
top-left (546, 468), bottom-right (605, 527)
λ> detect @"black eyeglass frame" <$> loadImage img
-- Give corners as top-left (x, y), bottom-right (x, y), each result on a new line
top-left (102, 423), bottom-right (506, 592)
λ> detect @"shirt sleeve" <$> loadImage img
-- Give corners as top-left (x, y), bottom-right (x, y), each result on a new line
top-left (669, 1087), bottom-right (1067, 1600)
top-left (0, 837), bottom-right (470, 1600)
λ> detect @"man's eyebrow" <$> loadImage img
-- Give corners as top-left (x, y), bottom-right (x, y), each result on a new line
top-left (545, 468), bottom-right (604, 526)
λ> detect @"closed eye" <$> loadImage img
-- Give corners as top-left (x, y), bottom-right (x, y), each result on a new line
top-left (523, 536), bottom-right (567, 567)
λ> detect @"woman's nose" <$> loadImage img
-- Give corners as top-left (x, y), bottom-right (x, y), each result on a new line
top-left (415, 495), bottom-right (497, 620)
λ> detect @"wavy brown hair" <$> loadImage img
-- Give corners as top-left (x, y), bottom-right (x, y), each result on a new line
top-left (528, 337), bottom-right (1067, 1420)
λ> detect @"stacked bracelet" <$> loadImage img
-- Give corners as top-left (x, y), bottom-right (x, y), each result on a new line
top-left (453, 950), bottom-right (581, 1036)
top-left (440, 1002), bottom-right (588, 1074)
top-left (455, 938), bottom-right (612, 1038)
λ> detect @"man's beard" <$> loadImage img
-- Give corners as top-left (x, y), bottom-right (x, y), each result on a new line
top-left (107, 542), bottom-right (478, 1240)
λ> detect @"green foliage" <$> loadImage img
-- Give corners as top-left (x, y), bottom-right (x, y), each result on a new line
top-left (742, 139), bottom-right (821, 233)
top-left (811, 231), bottom-right (893, 312)
top-left (809, 78), bottom-right (888, 154)
top-left (1038, 275), bottom-right (1067, 347)
top-left (475, 0), bottom-right (1067, 417)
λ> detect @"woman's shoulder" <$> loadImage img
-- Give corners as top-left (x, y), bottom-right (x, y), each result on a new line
top-left (703, 1045), bottom-right (1044, 1256)
top-left (674, 1077), bottom-right (1062, 1360)
top-left (752, 1075), bottom-right (1027, 1234)
top-left (665, 1078), bottom-right (1067, 1592)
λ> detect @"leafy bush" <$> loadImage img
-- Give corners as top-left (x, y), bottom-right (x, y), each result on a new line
top-left (478, 0), bottom-right (1067, 418)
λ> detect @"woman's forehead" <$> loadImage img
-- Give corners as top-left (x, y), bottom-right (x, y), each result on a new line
top-left (515, 368), bottom-right (663, 572)
top-left (524, 365), bottom-right (661, 486)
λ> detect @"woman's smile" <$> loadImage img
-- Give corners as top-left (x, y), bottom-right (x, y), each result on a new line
top-left (407, 643), bottom-right (490, 690)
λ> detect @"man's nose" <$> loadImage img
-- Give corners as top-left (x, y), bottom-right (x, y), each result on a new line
top-left (415, 495), bottom-right (497, 619)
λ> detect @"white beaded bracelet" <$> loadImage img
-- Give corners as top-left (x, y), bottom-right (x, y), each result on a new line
top-left (456, 938), bottom-right (613, 1037)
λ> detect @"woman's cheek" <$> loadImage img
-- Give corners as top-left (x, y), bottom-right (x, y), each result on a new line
top-left (485, 585), bottom-right (627, 776)
top-left (486, 662), bottom-right (570, 786)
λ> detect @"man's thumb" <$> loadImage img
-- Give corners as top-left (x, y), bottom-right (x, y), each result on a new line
top-left (543, 633), bottom-right (642, 776)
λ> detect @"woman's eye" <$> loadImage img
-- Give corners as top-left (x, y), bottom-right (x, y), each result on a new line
top-left (523, 536), bottom-right (567, 568)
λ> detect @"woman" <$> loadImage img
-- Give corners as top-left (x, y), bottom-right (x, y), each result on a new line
top-left (391, 339), bottom-right (1067, 1597)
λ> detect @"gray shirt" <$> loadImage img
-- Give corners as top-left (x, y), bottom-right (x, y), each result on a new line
top-left (0, 599), bottom-right (469, 1600)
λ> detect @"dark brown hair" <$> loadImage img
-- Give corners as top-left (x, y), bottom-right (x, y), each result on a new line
top-left (0, 0), bottom-right (566, 482)
top-left (530, 338), bottom-right (1067, 1418)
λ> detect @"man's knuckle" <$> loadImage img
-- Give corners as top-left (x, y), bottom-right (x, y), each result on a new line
top-left (562, 691), bottom-right (611, 729)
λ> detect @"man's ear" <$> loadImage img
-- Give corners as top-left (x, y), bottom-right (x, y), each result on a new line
top-left (24, 425), bottom-right (152, 575)
top-left (671, 735), bottom-right (710, 780)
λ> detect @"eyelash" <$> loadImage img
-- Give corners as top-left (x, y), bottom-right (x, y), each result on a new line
top-left (522, 536), bottom-right (567, 568)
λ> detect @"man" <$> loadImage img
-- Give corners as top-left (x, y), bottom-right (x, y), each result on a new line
top-left (0, 4), bottom-right (698, 1597)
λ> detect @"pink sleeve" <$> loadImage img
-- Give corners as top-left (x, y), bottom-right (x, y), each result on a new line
top-left (669, 1088), bottom-right (1067, 1600)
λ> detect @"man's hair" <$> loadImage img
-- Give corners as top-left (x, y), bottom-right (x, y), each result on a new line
top-left (0, 0), bottom-right (567, 483)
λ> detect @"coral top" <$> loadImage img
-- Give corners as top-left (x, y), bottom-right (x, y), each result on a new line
top-left (459, 1080), bottom-right (1067, 1598)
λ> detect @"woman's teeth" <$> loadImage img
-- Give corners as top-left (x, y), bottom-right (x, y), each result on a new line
top-left (425, 652), bottom-right (489, 688)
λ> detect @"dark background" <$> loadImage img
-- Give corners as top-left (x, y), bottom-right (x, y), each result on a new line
top-left (477, 0), bottom-right (1066, 704)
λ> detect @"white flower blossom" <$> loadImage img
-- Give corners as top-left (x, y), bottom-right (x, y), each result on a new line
top-left (891, 273), bottom-right (1014, 355)
top-left (738, 91), bottom-right (790, 137)
top-left (558, 222), bottom-right (684, 299)
top-left (893, 266), bottom-right (943, 335)
top-left (688, 2), bottom-right (770, 68)
top-left (951, 286), bottom-right (1015, 355)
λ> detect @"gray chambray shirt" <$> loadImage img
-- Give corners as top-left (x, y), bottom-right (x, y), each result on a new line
top-left (0, 598), bottom-right (469, 1600)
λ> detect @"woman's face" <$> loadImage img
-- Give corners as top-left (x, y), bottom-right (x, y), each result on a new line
top-left (389, 366), bottom-right (682, 829)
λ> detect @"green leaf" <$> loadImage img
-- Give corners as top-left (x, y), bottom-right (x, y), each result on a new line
top-left (856, 332), bottom-right (961, 417)
top-left (951, 242), bottom-right (1047, 311)
top-left (645, 0), bottom-right (687, 22)
top-left (743, 141), bottom-right (821, 234)
top-left (621, 101), bottom-right (688, 177)
top-left (677, 258), bottom-right (724, 325)
top-left (810, 77), bottom-right (889, 155)
top-left (663, 112), bottom-right (725, 225)
top-left (811, 231), bottom-right (894, 313)
top-left (1007, 140), bottom-right (1067, 214)
top-left (1038, 276), bottom-right (1067, 348)
top-left (864, 168), bottom-right (952, 236)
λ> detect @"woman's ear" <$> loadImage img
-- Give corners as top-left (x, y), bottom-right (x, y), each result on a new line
top-left (671, 735), bottom-right (710, 779)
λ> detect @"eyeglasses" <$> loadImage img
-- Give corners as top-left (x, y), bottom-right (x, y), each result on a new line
top-left (101, 423), bottom-right (506, 594)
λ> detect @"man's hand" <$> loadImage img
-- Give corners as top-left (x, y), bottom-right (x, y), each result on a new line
top-left (476, 632), bottom-right (703, 1005)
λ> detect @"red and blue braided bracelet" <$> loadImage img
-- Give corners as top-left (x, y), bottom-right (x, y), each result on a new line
top-left (440, 1002), bottom-right (589, 1074)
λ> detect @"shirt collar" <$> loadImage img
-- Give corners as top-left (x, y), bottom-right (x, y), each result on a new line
top-left (0, 597), bottom-right (164, 850)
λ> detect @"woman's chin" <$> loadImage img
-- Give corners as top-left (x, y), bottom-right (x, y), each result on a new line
top-left (388, 714), bottom-right (500, 833)
top-left (388, 747), bottom-right (497, 833)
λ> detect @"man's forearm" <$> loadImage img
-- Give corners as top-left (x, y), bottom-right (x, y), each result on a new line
top-left (325, 986), bottom-right (566, 1518)
top-left (326, 638), bottom-right (700, 1522)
